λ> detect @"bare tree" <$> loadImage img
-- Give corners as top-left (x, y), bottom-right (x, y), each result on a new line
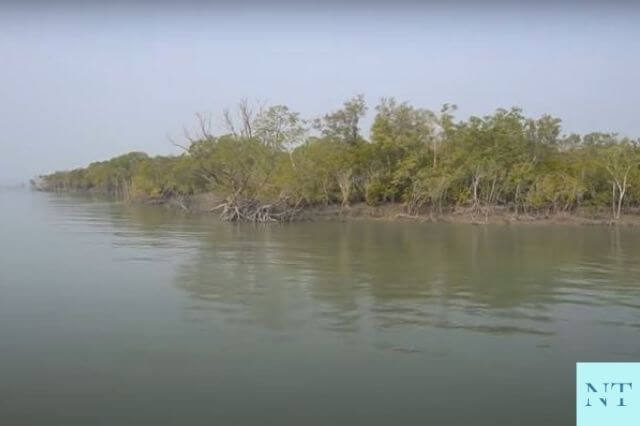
top-left (222, 98), bottom-right (266, 138)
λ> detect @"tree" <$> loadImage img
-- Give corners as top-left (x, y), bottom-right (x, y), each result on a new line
top-left (601, 139), bottom-right (639, 220)
top-left (221, 98), bottom-right (264, 139)
top-left (368, 98), bottom-right (438, 203)
top-left (37, 96), bottom-right (640, 224)
top-left (314, 94), bottom-right (367, 145)
top-left (254, 105), bottom-right (307, 151)
top-left (288, 137), bottom-right (357, 207)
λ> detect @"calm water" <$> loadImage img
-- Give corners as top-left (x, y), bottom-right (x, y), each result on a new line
top-left (1, 189), bottom-right (640, 425)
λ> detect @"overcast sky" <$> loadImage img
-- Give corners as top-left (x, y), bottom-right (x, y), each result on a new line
top-left (1, 1), bottom-right (639, 183)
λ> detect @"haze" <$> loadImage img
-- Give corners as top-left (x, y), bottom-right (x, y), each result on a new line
top-left (2, 1), bottom-right (639, 184)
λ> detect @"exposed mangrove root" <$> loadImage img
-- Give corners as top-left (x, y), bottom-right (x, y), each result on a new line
top-left (210, 198), bottom-right (303, 223)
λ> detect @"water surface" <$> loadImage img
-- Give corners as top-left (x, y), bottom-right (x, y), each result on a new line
top-left (1, 190), bottom-right (639, 425)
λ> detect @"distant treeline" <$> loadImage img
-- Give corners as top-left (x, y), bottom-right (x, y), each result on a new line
top-left (37, 96), bottom-right (640, 221)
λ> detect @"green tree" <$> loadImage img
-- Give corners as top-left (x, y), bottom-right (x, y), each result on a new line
top-left (314, 95), bottom-right (367, 145)
top-left (600, 139), bottom-right (640, 220)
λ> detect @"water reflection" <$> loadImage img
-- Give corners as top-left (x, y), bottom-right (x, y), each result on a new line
top-left (42, 192), bottom-right (640, 344)
top-left (6, 190), bottom-right (640, 426)
top-left (168, 218), bottom-right (640, 341)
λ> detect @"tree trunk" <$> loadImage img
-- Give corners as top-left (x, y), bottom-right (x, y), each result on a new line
top-left (611, 182), bottom-right (616, 220)
top-left (616, 181), bottom-right (627, 220)
top-left (336, 169), bottom-right (353, 209)
top-left (433, 140), bottom-right (437, 169)
top-left (472, 175), bottom-right (481, 211)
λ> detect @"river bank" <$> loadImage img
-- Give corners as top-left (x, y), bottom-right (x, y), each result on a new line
top-left (134, 192), bottom-right (640, 226)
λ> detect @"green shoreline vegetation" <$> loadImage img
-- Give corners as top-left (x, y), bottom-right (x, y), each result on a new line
top-left (34, 96), bottom-right (640, 223)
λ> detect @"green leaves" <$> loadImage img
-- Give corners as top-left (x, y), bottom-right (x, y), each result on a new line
top-left (314, 94), bottom-right (367, 146)
top-left (38, 97), bottom-right (640, 218)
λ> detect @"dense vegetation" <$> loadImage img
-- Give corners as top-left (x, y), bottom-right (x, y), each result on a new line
top-left (37, 96), bottom-right (640, 222)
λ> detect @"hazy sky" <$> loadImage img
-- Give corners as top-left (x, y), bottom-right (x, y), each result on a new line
top-left (1, 1), bottom-right (639, 183)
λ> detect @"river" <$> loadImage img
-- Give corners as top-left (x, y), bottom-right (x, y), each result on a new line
top-left (1, 189), bottom-right (639, 425)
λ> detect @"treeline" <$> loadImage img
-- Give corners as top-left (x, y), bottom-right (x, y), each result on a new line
top-left (38, 96), bottom-right (640, 221)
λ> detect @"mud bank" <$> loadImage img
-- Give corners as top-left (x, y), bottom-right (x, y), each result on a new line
top-left (139, 192), bottom-right (640, 226)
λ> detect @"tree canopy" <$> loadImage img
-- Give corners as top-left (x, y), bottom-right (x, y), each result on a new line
top-left (37, 96), bottom-right (640, 222)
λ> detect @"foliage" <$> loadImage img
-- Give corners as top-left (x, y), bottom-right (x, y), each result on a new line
top-left (38, 96), bottom-right (640, 221)
top-left (314, 94), bottom-right (367, 145)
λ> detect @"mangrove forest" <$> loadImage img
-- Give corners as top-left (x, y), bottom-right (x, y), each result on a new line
top-left (35, 96), bottom-right (640, 222)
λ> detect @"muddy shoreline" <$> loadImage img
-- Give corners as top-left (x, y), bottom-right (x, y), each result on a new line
top-left (138, 192), bottom-right (640, 226)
